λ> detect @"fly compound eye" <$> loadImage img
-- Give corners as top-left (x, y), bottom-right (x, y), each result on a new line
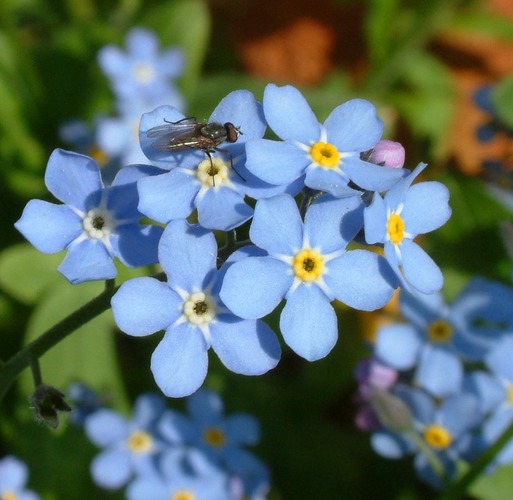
top-left (225, 123), bottom-right (241, 143)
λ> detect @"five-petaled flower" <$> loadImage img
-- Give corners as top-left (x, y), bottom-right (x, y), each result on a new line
top-left (15, 149), bottom-right (163, 284)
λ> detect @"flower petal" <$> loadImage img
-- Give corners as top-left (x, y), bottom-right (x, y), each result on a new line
top-left (263, 83), bottom-right (321, 143)
top-left (15, 200), bottom-right (82, 253)
top-left (211, 317), bottom-right (281, 374)
top-left (151, 325), bottom-right (209, 397)
top-left (90, 449), bottom-right (132, 489)
top-left (220, 257), bottom-right (292, 319)
top-left (85, 409), bottom-right (128, 447)
top-left (416, 346), bottom-right (463, 397)
top-left (45, 149), bottom-right (103, 212)
top-left (111, 224), bottom-right (162, 267)
top-left (401, 239), bottom-right (444, 294)
top-left (281, 285), bottom-right (337, 361)
top-left (343, 157), bottom-right (406, 191)
top-left (112, 277), bottom-right (181, 336)
top-left (364, 193), bottom-right (387, 244)
top-left (374, 324), bottom-right (422, 369)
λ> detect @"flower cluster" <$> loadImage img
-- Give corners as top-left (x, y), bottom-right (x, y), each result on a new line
top-left (355, 277), bottom-right (513, 488)
top-left (81, 390), bottom-right (269, 499)
top-left (0, 456), bottom-right (40, 500)
top-left (16, 80), bottom-right (451, 398)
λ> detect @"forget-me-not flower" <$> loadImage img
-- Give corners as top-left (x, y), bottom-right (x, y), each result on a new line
top-left (84, 393), bottom-right (166, 490)
top-left (0, 456), bottom-right (39, 500)
top-left (111, 220), bottom-right (281, 397)
top-left (98, 27), bottom-right (185, 108)
top-left (244, 83), bottom-right (407, 197)
top-left (364, 162), bottom-right (451, 294)
top-left (220, 194), bottom-right (398, 361)
top-left (15, 149), bottom-right (163, 284)
top-left (137, 90), bottom-right (270, 230)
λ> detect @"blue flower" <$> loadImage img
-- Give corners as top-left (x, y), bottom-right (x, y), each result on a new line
top-left (0, 456), bottom-right (39, 500)
top-left (220, 194), bottom-right (398, 361)
top-left (137, 90), bottom-right (275, 230)
top-left (84, 393), bottom-right (166, 490)
top-left (364, 162), bottom-right (451, 294)
top-left (371, 386), bottom-right (480, 489)
top-left (111, 220), bottom-right (281, 397)
top-left (126, 448), bottom-right (230, 500)
top-left (244, 83), bottom-right (406, 197)
top-left (15, 149), bottom-right (163, 284)
top-left (98, 27), bottom-right (184, 108)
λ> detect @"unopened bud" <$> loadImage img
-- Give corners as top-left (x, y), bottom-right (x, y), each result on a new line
top-left (29, 384), bottom-right (71, 429)
top-left (369, 389), bottom-right (413, 433)
top-left (369, 140), bottom-right (405, 168)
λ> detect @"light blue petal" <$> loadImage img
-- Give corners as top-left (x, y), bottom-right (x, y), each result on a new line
top-left (305, 194), bottom-right (364, 251)
top-left (126, 27), bottom-right (158, 57)
top-left (324, 98), bottom-right (383, 152)
top-left (326, 250), bottom-right (397, 310)
top-left (245, 139), bottom-right (307, 185)
top-left (263, 83), bottom-right (321, 143)
top-left (0, 457), bottom-right (28, 490)
top-left (375, 324), bottom-right (422, 369)
top-left (281, 285), bottom-right (337, 361)
top-left (15, 200), bottom-right (82, 253)
top-left (133, 393), bottom-right (166, 428)
top-left (485, 336), bottom-right (513, 380)
top-left (225, 414), bottom-right (260, 445)
top-left (111, 277), bottom-right (181, 336)
top-left (385, 163), bottom-right (428, 210)
top-left (127, 477), bottom-right (167, 500)
top-left (45, 149), bottom-right (103, 212)
top-left (158, 220), bottom-right (217, 291)
top-left (96, 117), bottom-right (130, 156)
top-left (57, 239), bottom-right (116, 284)
top-left (220, 257), bottom-right (292, 319)
top-left (111, 224), bottom-right (162, 267)
top-left (151, 324), bottom-right (209, 397)
top-left (416, 346), bottom-right (463, 397)
top-left (463, 371), bottom-right (504, 415)
top-left (364, 193), bottom-right (387, 244)
top-left (304, 167), bottom-right (361, 198)
top-left (85, 409), bottom-right (128, 446)
top-left (402, 182), bottom-right (451, 235)
top-left (250, 194), bottom-right (302, 254)
top-left (98, 46), bottom-right (128, 77)
top-left (210, 317), bottom-right (281, 374)
top-left (440, 394), bottom-right (480, 435)
top-left (196, 188), bottom-right (253, 231)
top-left (137, 170), bottom-right (197, 223)
top-left (187, 388), bottom-right (224, 422)
top-left (90, 449), bottom-right (132, 489)
top-left (401, 240), bottom-right (444, 294)
top-left (210, 90), bottom-right (266, 142)
top-left (343, 157), bottom-right (406, 191)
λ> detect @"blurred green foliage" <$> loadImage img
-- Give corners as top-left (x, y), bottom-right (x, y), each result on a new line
top-left (1, 0), bottom-right (513, 498)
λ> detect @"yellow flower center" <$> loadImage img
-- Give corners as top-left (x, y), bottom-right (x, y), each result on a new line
top-left (127, 430), bottom-right (153, 454)
top-left (88, 146), bottom-right (109, 167)
top-left (387, 213), bottom-right (405, 245)
top-left (423, 424), bottom-right (452, 450)
top-left (507, 384), bottom-right (513, 405)
top-left (133, 63), bottom-right (155, 83)
top-left (203, 427), bottom-right (226, 448)
top-left (1, 491), bottom-right (17, 500)
top-left (197, 157), bottom-right (230, 188)
top-left (427, 319), bottom-right (453, 344)
top-left (172, 491), bottom-right (195, 500)
top-left (310, 142), bottom-right (341, 168)
top-left (292, 249), bottom-right (325, 282)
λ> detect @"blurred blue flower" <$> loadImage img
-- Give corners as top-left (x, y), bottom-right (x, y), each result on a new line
top-left (364, 162), bottom-right (451, 294)
top-left (371, 386), bottom-right (480, 489)
top-left (220, 194), bottom-right (398, 361)
top-left (473, 85), bottom-right (513, 143)
top-left (111, 220), bottom-right (281, 397)
top-left (67, 381), bottom-right (106, 426)
top-left (84, 393), bottom-right (166, 490)
top-left (98, 27), bottom-right (185, 109)
top-left (127, 448), bottom-right (230, 500)
top-left (244, 83), bottom-right (406, 197)
top-left (0, 456), bottom-right (39, 500)
top-left (15, 150), bottom-right (163, 284)
top-left (159, 389), bottom-right (269, 498)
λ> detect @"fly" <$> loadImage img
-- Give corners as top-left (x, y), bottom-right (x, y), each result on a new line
top-left (146, 117), bottom-right (244, 184)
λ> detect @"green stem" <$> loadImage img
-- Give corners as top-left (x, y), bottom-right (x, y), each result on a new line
top-left (0, 283), bottom-right (119, 404)
top-left (441, 417), bottom-right (513, 498)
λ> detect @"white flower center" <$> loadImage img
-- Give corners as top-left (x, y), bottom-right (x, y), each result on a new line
top-left (82, 208), bottom-right (116, 242)
top-left (182, 291), bottom-right (217, 326)
top-left (197, 157), bottom-right (230, 188)
top-left (133, 63), bottom-right (155, 84)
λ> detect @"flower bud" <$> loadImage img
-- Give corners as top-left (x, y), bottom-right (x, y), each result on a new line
top-left (368, 388), bottom-right (413, 433)
top-left (369, 140), bottom-right (405, 168)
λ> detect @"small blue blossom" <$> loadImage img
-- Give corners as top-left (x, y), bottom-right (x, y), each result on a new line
top-left (15, 149), bottom-right (163, 284)
top-left (111, 220), bottom-right (281, 397)
top-left (67, 381), bottom-right (106, 426)
top-left (0, 456), bottom-right (40, 500)
top-left (364, 162), bottom-right (451, 294)
top-left (126, 448), bottom-right (230, 500)
top-left (371, 386), bottom-right (480, 489)
top-left (98, 27), bottom-right (185, 108)
top-left (220, 193), bottom-right (398, 361)
top-left (84, 393), bottom-right (166, 490)
top-left (244, 83), bottom-right (406, 197)
top-left (138, 90), bottom-right (277, 230)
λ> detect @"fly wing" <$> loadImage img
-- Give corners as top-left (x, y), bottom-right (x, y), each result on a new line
top-left (147, 120), bottom-right (200, 152)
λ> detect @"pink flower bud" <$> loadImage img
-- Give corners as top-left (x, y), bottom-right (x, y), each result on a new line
top-left (369, 140), bottom-right (405, 168)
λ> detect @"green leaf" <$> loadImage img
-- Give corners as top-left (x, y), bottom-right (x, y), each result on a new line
top-left (0, 244), bottom-right (65, 304)
top-left (492, 75), bottom-right (513, 129)
top-left (450, 11), bottom-right (513, 42)
top-left (470, 463), bottom-right (513, 500)
top-left (19, 281), bottom-right (128, 409)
